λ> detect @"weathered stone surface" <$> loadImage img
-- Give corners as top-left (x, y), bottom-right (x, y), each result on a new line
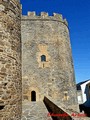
top-left (0, 0), bottom-right (22, 119)
top-left (21, 12), bottom-right (78, 109)
top-left (22, 101), bottom-right (52, 120)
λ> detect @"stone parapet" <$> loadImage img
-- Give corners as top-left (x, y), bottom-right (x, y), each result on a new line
top-left (22, 11), bottom-right (68, 26)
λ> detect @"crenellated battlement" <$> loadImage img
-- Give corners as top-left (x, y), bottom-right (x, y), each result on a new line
top-left (22, 11), bottom-right (68, 26)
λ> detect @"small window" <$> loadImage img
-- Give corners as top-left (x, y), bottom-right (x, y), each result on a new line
top-left (41, 55), bottom-right (46, 62)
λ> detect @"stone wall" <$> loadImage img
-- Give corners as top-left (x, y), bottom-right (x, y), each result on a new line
top-left (21, 11), bottom-right (78, 110)
top-left (0, 0), bottom-right (22, 119)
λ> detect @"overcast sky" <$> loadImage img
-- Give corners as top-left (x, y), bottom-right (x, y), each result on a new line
top-left (21, 0), bottom-right (90, 83)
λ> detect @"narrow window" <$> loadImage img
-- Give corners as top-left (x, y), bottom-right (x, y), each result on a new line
top-left (41, 55), bottom-right (46, 62)
top-left (31, 91), bottom-right (36, 101)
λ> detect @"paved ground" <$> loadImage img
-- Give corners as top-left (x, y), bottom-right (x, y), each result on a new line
top-left (22, 101), bottom-right (90, 120)
top-left (22, 101), bottom-right (52, 120)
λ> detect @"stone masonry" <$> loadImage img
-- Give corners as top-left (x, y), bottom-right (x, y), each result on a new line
top-left (22, 11), bottom-right (78, 108)
top-left (0, 0), bottom-right (80, 119)
top-left (21, 11), bottom-right (78, 119)
top-left (0, 0), bottom-right (22, 119)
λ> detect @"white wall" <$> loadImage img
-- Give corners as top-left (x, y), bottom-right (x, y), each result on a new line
top-left (81, 81), bottom-right (90, 104)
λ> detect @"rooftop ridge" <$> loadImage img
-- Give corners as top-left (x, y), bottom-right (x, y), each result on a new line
top-left (22, 11), bottom-right (68, 26)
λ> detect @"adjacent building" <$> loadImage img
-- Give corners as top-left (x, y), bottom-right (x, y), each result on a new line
top-left (77, 80), bottom-right (90, 106)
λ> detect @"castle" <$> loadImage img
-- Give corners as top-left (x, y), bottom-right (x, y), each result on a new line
top-left (0, 0), bottom-right (79, 120)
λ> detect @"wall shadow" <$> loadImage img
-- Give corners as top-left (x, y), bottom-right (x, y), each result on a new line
top-left (43, 96), bottom-right (73, 120)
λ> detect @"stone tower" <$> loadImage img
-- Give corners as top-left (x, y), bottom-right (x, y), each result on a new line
top-left (0, 0), bottom-right (22, 119)
top-left (21, 11), bottom-right (78, 119)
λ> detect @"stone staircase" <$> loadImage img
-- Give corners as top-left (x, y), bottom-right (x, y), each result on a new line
top-left (22, 101), bottom-right (52, 120)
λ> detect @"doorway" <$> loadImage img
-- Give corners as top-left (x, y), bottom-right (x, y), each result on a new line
top-left (31, 91), bottom-right (36, 101)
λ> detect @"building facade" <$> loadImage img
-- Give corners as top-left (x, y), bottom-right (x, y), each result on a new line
top-left (0, 0), bottom-right (78, 119)
top-left (77, 80), bottom-right (90, 105)
top-left (21, 11), bottom-right (78, 112)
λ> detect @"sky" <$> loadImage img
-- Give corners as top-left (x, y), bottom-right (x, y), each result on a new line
top-left (20, 0), bottom-right (90, 83)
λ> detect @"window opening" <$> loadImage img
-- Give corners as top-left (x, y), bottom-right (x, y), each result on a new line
top-left (41, 55), bottom-right (46, 62)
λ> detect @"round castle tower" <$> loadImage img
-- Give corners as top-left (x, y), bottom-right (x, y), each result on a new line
top-left (0, 0), bottom-right (22, 119)
top-left (22, 12), bottom-right (78, 110)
